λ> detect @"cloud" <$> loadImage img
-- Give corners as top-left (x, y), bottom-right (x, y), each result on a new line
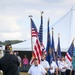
top-left (0, 14), bottom-right (22, 40)
top-left (0, 31), bottom-right (31, 41)
top-left (0, 15), bottom-right (20, 33)
top-left (0, 0), bottom-right (42, 11)
top-left (0, 0), bottom-right (74, 42)
top-left (0, 14), bottom-right (31, 40)
top-left (0, 32), bottom-right (21, 40)
top-left (65, 0), bottom-right (75, 4)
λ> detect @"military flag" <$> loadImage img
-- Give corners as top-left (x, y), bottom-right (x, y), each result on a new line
top-left (46, 19), bottom-right (52, 64)
top-left (51, 28), bottom-right (56, 61)
top-left (57, 33), bottom-right (61, 59)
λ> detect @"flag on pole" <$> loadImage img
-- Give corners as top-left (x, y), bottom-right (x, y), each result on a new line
top-left (38, 13), bottom-right (43, 45)
top-left (30, 18), bottom-right (42, 64)
top-left (51, 28), bottom-right (56, 61)
top-left (38, 12), bottom-right (46, 54)
top-left (65, 40), bottom-right (74, 63)
top-left (31, 18), bottom-right (38, 37)
top-left (72, 47), bottom-right (75, 69)
top-left (57, 33), bottom-right (61, 59)
top-left (33, 37), bottom-right (42, 63)
top-left (46, 19), bottom-right (52, 64)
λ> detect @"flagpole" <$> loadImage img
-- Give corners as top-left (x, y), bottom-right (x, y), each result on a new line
top-left (29, 15), bottom-right (33, 57)
top-left (52, 28), bottom-right (56, 61)
top-left (58, 33), bottom-right (61, 75)
top-left (58, 33), bottom-right (60, 55)
top-left (58, 33), bottom-right (60, 38)
top-left (57, 33), bottom-right (60, 56)
top-left (40, 11), bottom-right (44, 16)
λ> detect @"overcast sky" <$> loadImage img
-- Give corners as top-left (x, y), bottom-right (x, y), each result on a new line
top-left (0, 0), bottom-right (75, 49)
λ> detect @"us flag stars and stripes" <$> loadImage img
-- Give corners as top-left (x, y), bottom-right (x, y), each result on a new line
top-left (30, 18), bottom-right (42, 64)
top-left (65, 40), bottom-right (74, 62)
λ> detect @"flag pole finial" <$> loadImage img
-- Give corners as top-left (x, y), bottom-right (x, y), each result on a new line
top-left (58, 33), bottom-right (60, 38)
top-left (41, 11), bottom-right (44, 15)
top-left (52, 28), bottom-right (54, 31)
top-left (29, 15), bottom-right (33, 18)
top-left (73, 38), bottom-right (75, 42)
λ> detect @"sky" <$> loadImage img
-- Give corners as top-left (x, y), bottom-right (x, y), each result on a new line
top-left (0, 0), bottom-right (75, 51)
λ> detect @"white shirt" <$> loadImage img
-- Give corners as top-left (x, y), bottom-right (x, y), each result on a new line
top-left (59, 61), bottom-right (68, 72)
top-left (66, 61), bottom-right (73, 70)
top-left (57, 60), bottom-right (61, 67)
top-left (50, 61), bottom-right (58, 74)
top-left (17, 56), bottom-right (21, 62)
top-left (40, 60), bottom-right (50, 69)
top-left (28, 64), bottom-right (47, 75)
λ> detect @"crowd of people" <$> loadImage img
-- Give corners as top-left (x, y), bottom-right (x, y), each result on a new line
top-left (28, 53), bottom-right (74, 75)
top-left (0, 50), bottom-right (74, 75)
top-left (12, 52), bottom-right (29, 72)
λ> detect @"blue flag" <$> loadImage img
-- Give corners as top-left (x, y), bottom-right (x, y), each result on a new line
top-left (57, 34), bottom-right (61, 59)
top-left (51, 28), bottom-right (56, 61)
top-left (46, 19), bottom-right (52, 65)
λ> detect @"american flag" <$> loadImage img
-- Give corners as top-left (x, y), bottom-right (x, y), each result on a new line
top-left (41, 44), bottom-right (46, 54)
top-left (30, 18), bottom-right (42, 64)
top-left (33, 37), bottom-right (42, 63)
top-left (31, 18), bottom-right (38, 37)
top-left (38, 13), bottom-right (46, 54)
top-left (65, 40), bottom-right (74, 63)
top-left (38, 15), bottom-right (43, 44)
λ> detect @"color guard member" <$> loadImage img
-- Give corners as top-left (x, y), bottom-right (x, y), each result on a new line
top-left (28, 58), bottom-right (47, 75)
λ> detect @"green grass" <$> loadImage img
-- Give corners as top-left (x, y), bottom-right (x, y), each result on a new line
top-left (0, 72), bottom-right (28, 75)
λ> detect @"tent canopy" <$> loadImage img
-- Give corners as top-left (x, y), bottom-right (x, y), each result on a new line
top-left (12, 39), bottom-right (32, 51)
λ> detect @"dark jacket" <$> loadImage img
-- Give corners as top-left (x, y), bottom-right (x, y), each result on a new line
top-left (0, 53), bottom-right (20, 75)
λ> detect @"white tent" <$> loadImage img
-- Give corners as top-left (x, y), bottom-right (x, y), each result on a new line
top-left (12, 39), bottom-right (32, 51)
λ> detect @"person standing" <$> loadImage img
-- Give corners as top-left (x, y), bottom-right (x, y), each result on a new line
top-left (0, 50), bottom-right (20, 75)
top-left (17, 53), bottom-right (22, 72)
top-left (59, 56), bottom-right (67, 75)
top-left (14, 52), bottom-right (22, 72)
top-left (40, 54), bottom-right (50, 71)
top-left (66, 61), bottom-right (73, 75)
top-left (49, 60), bottom-right (58, 75)
top-left (28, 58), bottom-right (47, 75)
top-left (56, 55), bottom-right (61, 75)
top-left (40, 54), bottom-right (50, 75)
top-left (23, 55), bottom-right (29, 72)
